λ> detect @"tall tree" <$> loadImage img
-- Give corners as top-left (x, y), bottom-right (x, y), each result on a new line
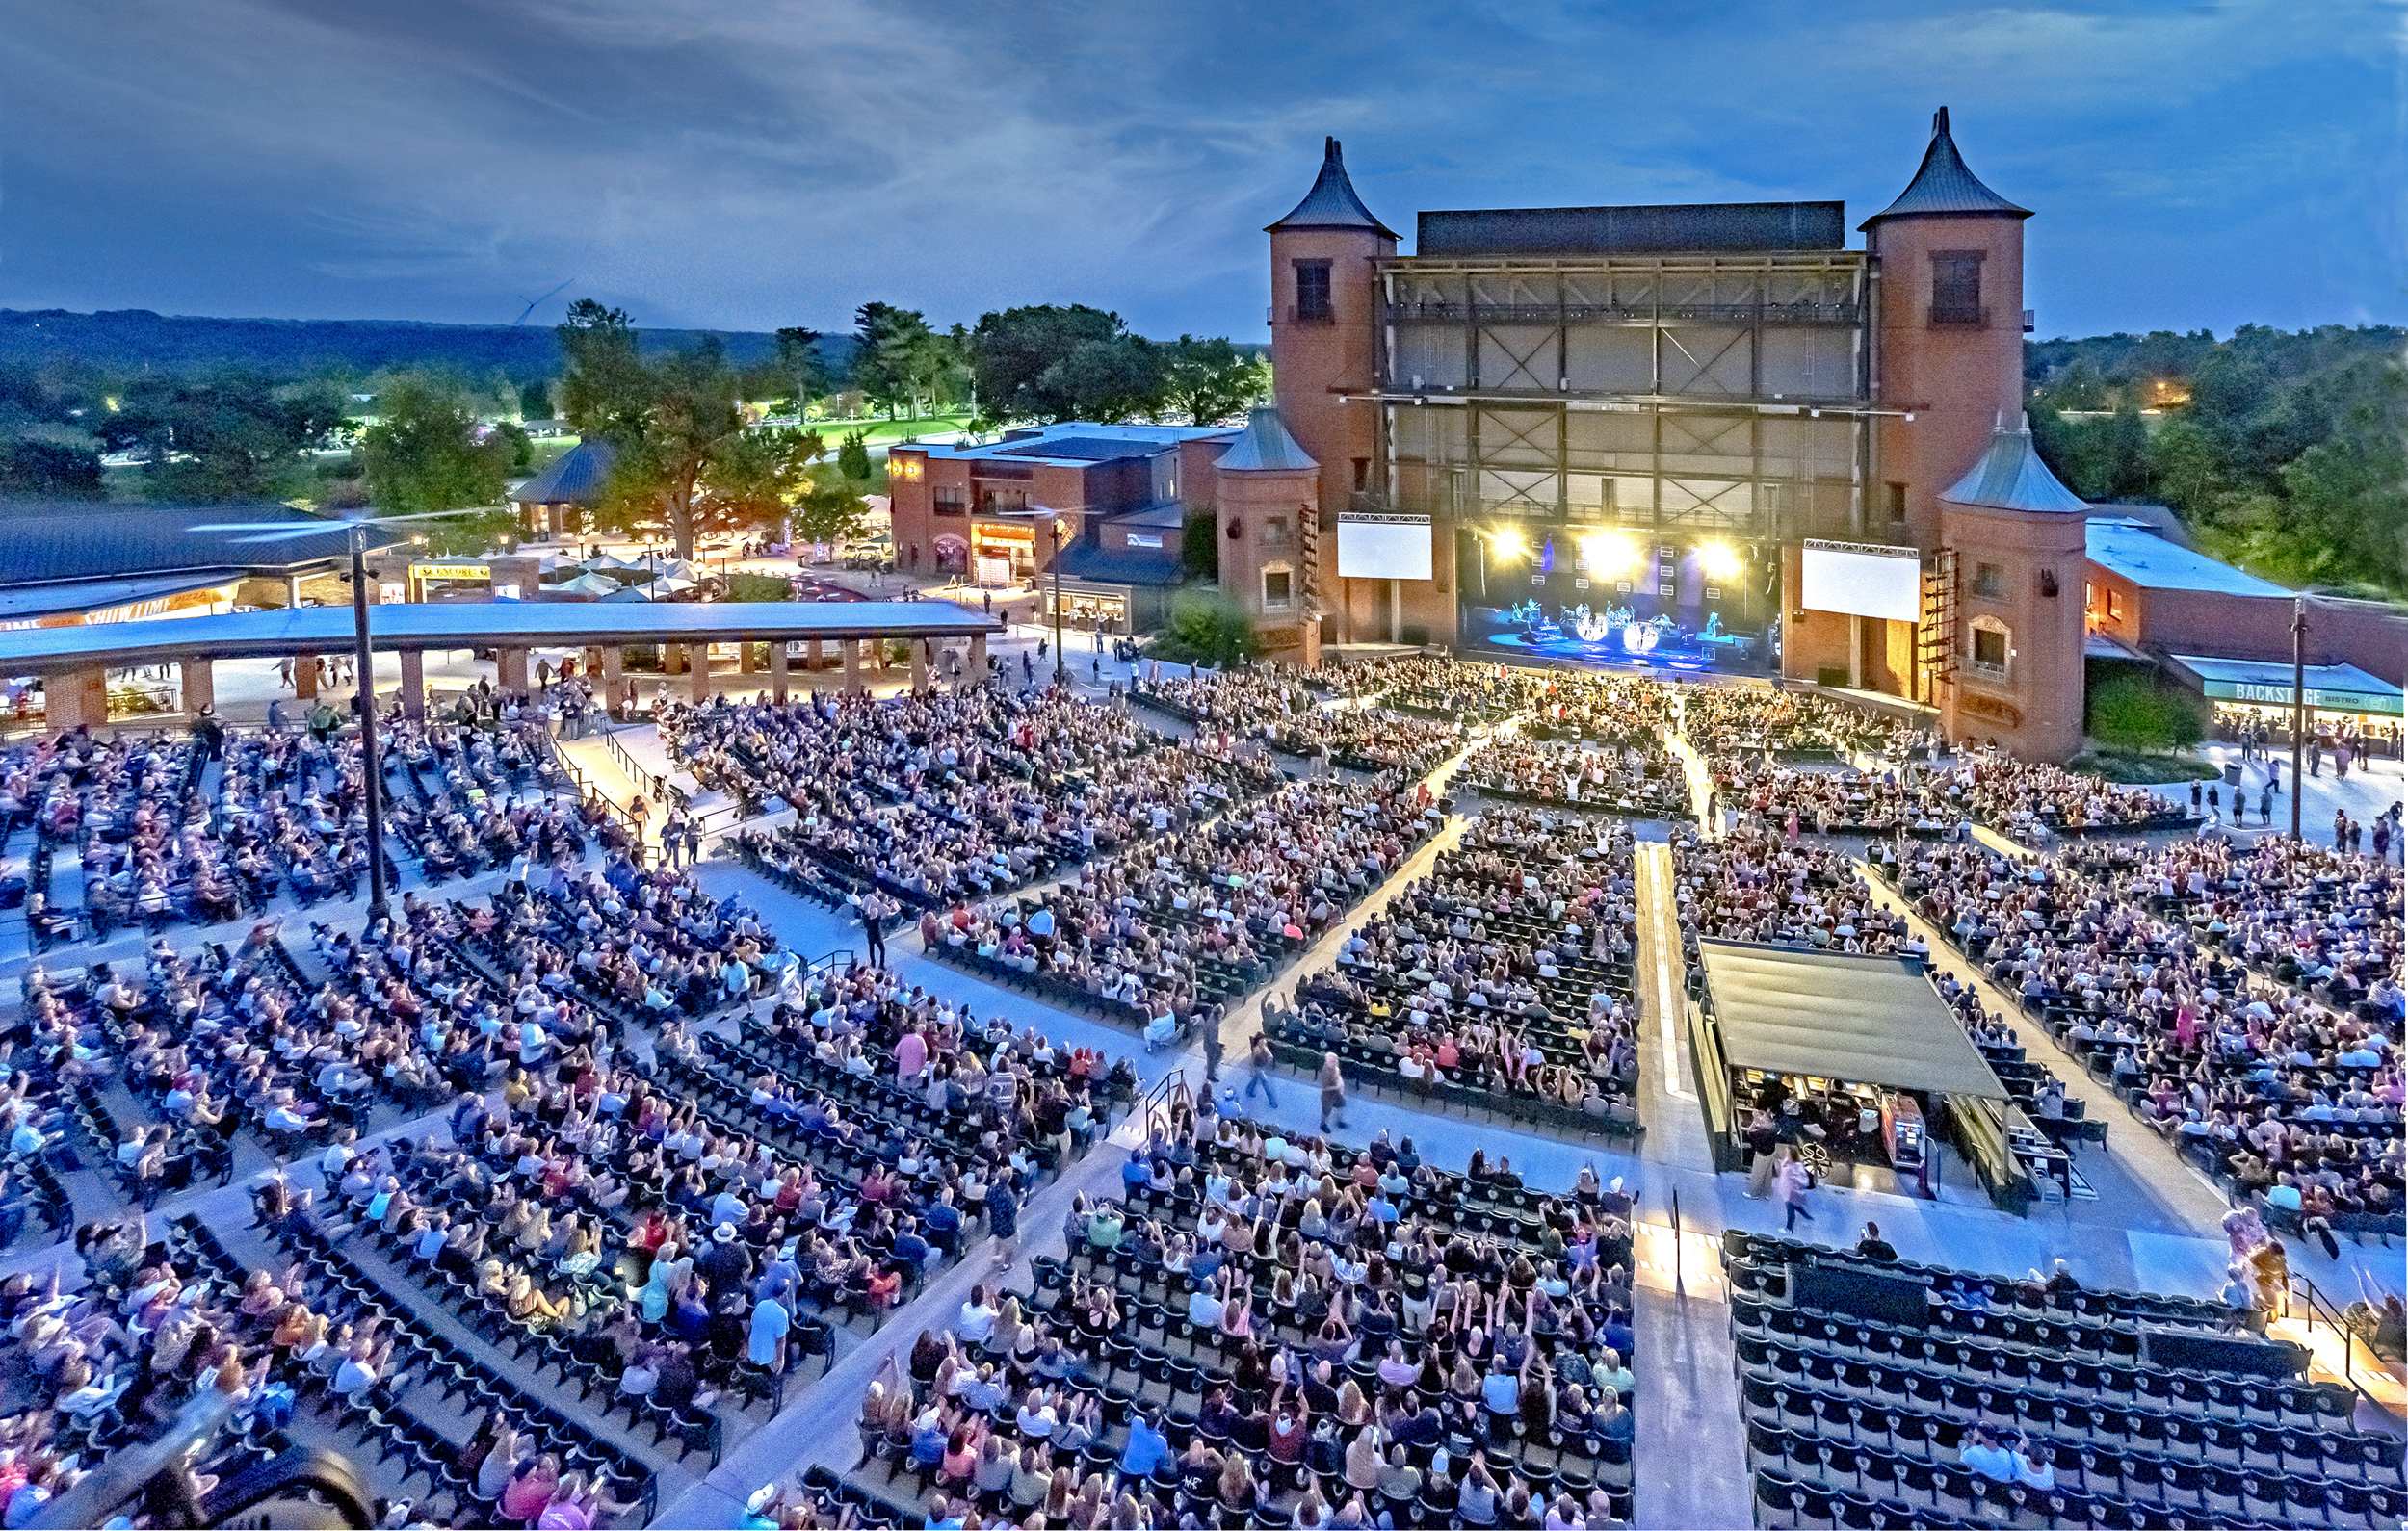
top-left (698, 424), bottom-right (825, 533)
top-left (598, 339), bottom-right (746, 559)
top-left (355, 373), bottom-right (513, 513)
top-left (554, 299), bottom-right (650, 446)
top-left (851, 302), bottom-right (942, 417)
top-left (1162, 336), bottom-right (1271, 425)
top-left (773, 326), bottom-right (824, 416)
top-left (968, 305), bottom-right (1165, 424)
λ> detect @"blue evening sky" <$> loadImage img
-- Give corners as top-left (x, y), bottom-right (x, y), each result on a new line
top-left (1, 0), bottom-right (2395, 341)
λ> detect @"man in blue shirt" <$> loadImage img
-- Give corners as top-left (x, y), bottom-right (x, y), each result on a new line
top-left (1118, 1411), bottom-right (1170, 1478)
top-left (923, 1191), bottom-right (961, 1257)
top-left (1120, 1151), bottom-right (1152, 1194)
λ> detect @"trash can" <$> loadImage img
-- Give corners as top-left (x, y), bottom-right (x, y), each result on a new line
top-left (2224, 763), bottom-right (2242, 787)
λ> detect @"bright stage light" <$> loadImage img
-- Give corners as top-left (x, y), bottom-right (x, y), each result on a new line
top-left (1580, 530), bottom-right (1641, 578)
top-left (1699, 540), bottom-right (1744, 581)
top-left (1488, 528), bottom-right (1527, 561)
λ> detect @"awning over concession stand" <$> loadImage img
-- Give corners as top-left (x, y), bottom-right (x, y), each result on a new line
top-left (2164, 655), bottom-right (2403, 719)
top-left (1695, 939), bottom-right (2006, 1101)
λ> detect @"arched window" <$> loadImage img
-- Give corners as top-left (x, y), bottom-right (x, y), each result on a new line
top-left (1968, 615), bottom-right (2010, 679)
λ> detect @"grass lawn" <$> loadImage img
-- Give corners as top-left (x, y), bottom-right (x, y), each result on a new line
top-left (812, 412), bottom-right (976, 445)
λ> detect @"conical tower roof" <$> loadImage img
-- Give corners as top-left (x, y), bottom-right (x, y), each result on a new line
top-left (1860, 107), bottom-right (2030, 230)
top-left (1267, 138), bottom-right (1399, 240)
top-left (1940, 416), bottom-right (2087, 514)
top-left (1215, 407), bottom-right (1318, 473)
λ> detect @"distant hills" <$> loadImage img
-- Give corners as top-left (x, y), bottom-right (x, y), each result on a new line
top-left (0, 308), bottom-right (857, 378)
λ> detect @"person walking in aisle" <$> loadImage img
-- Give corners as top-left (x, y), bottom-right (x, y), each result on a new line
top-left (1318, 1052), bottom-right (1349, 1132)
top-left (1777, 1155), bottom-right (1814, 1232)
top-left (985, 1167), bottom-right (1019, 1272)
top-left (862, 891), bottom-right (890, 968)
top-left (1241, 1034), bottom-right (1278, 1108)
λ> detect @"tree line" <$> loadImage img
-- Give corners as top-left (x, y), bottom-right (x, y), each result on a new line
top-left (0, 298), bottom-right (1271, 560)
top-left (2028, 324), bottom-right (2406, 600)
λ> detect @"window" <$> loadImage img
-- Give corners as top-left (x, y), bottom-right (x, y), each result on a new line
top-left (1885, 482), bottom-right (1907, 523)
top-left (1971, 624), bottom-right (2009, 676)
top-left (2106, 588), bottom-right (2121, 620)
top-left (1931, 251), bottom-right (1985, 325)
top-left (1972, 561), bottom-right (2005, 599)
top-left (933, 485), bottom-right (967, 518)
top-left (1294, 261), bottom-right (1333, 323)
top-left (1351, 457), bottom-right (1370, 491)
top-left (978, 487), bottom-right (1026, 517)
top-left (1262, 515), bottom-right (1292, 550)
top-left (1263, 569), bottom-right (1293, 610)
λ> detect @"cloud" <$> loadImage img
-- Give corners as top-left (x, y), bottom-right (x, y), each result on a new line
top-left (0, 0), bottom-right (2395, 338)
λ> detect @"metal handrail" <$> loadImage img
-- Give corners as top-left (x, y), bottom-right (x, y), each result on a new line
top-left (2283, 1266), bottom-right (2367, 1391)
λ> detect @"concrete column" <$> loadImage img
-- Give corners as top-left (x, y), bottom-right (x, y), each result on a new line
top-left (770, 641), bottom-right (790, 704)
top-left (689, 645), bottom-right (713, 704)
top-left (294, 654), bottom-right (320, 701)
top-left (181, 658), bottom-right (215, 717)
top-left (547, 503), bottom-right (565, 537)
top-left (398, 649), bottom-right (426, 721)
top-left (497, 647), bottom-right (530, 696)
top-left (910, 639), bottom-right (929, 692)
top-left (1847, 614), bottom-right (1865, 691)
top-left (286, 574), bottom-right (303, 610)
top-left (601, 646), bottom-right (625, 718)
top-left (842, 637), bottom-right (863, 695)
top-left (739, 640), bottom-right (761, 677)
top-left (968, 633), bottom-right (988, 688)
top-left (807, 638), bottom-right (824, 673)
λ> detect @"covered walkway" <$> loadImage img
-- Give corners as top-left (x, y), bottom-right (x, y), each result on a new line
top-left (0, 600), bottom-right (1003, 729)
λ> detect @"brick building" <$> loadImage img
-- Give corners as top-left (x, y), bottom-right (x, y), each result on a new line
top-left (1247, 112), bottom-right (2401, 761)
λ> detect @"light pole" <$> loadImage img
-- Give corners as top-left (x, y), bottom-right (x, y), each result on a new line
top-left (193, 508), bottom-right (467, 922)
top-left (348, 524), bottom-right (391, 922)
top-left (2290, 594), bottom-right (2307, 843)
top-left (1050, 515), bottom-right (1067, 686)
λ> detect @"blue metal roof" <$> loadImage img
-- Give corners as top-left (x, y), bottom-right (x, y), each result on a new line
top-left (1267, 138), bottom-right (1400, 241)
top-left (920, 422), bottom-right (1234, 469)
top-left (2085, 519), bottom-right (2290, 598)
top-left (513, 439), bottom-right (616, 505)
top-left (1048, 542), bottom-right (1185, 587)
top-left (1215, 407), bottom-right (1317, 473)
top-left (1861, 108), bottom-right (2030, 229)
top-left (1940, 421), bottom-right (2087, 514)
top-left (0, 502), bottom-right (389, 587)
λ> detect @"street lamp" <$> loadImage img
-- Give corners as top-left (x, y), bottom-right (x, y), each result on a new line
top-left (192, 506), bottom-right (466, 924)
top-left (1050, 515), bottom-right (1068, 685)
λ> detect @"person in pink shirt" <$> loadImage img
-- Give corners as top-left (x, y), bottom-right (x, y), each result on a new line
top-left (896, 1028), bottom-right (929, 1083)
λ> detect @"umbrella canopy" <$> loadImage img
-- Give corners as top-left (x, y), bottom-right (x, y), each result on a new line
top-left (552, 572), bottom-right (621, 596)
top-left (582, 552), bottom-right (646, 571)
top-left (651, 575), bottom-right (699, 593)
top-left (594, 584), bottom-right (659, 603)
top-left (655, 558), bottom-right (700, 581)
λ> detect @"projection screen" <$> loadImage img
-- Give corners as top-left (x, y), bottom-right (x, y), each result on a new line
top-left (1799, 540), bottom-right (1924, 624)
top-left (1336, 513), bottom-right (1433, 581)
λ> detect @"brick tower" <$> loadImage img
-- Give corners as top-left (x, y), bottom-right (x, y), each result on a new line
top-left (1864, 108), bottom-right (2031, 552)
top-left (1267, 139), bottom-right (1397, 644)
